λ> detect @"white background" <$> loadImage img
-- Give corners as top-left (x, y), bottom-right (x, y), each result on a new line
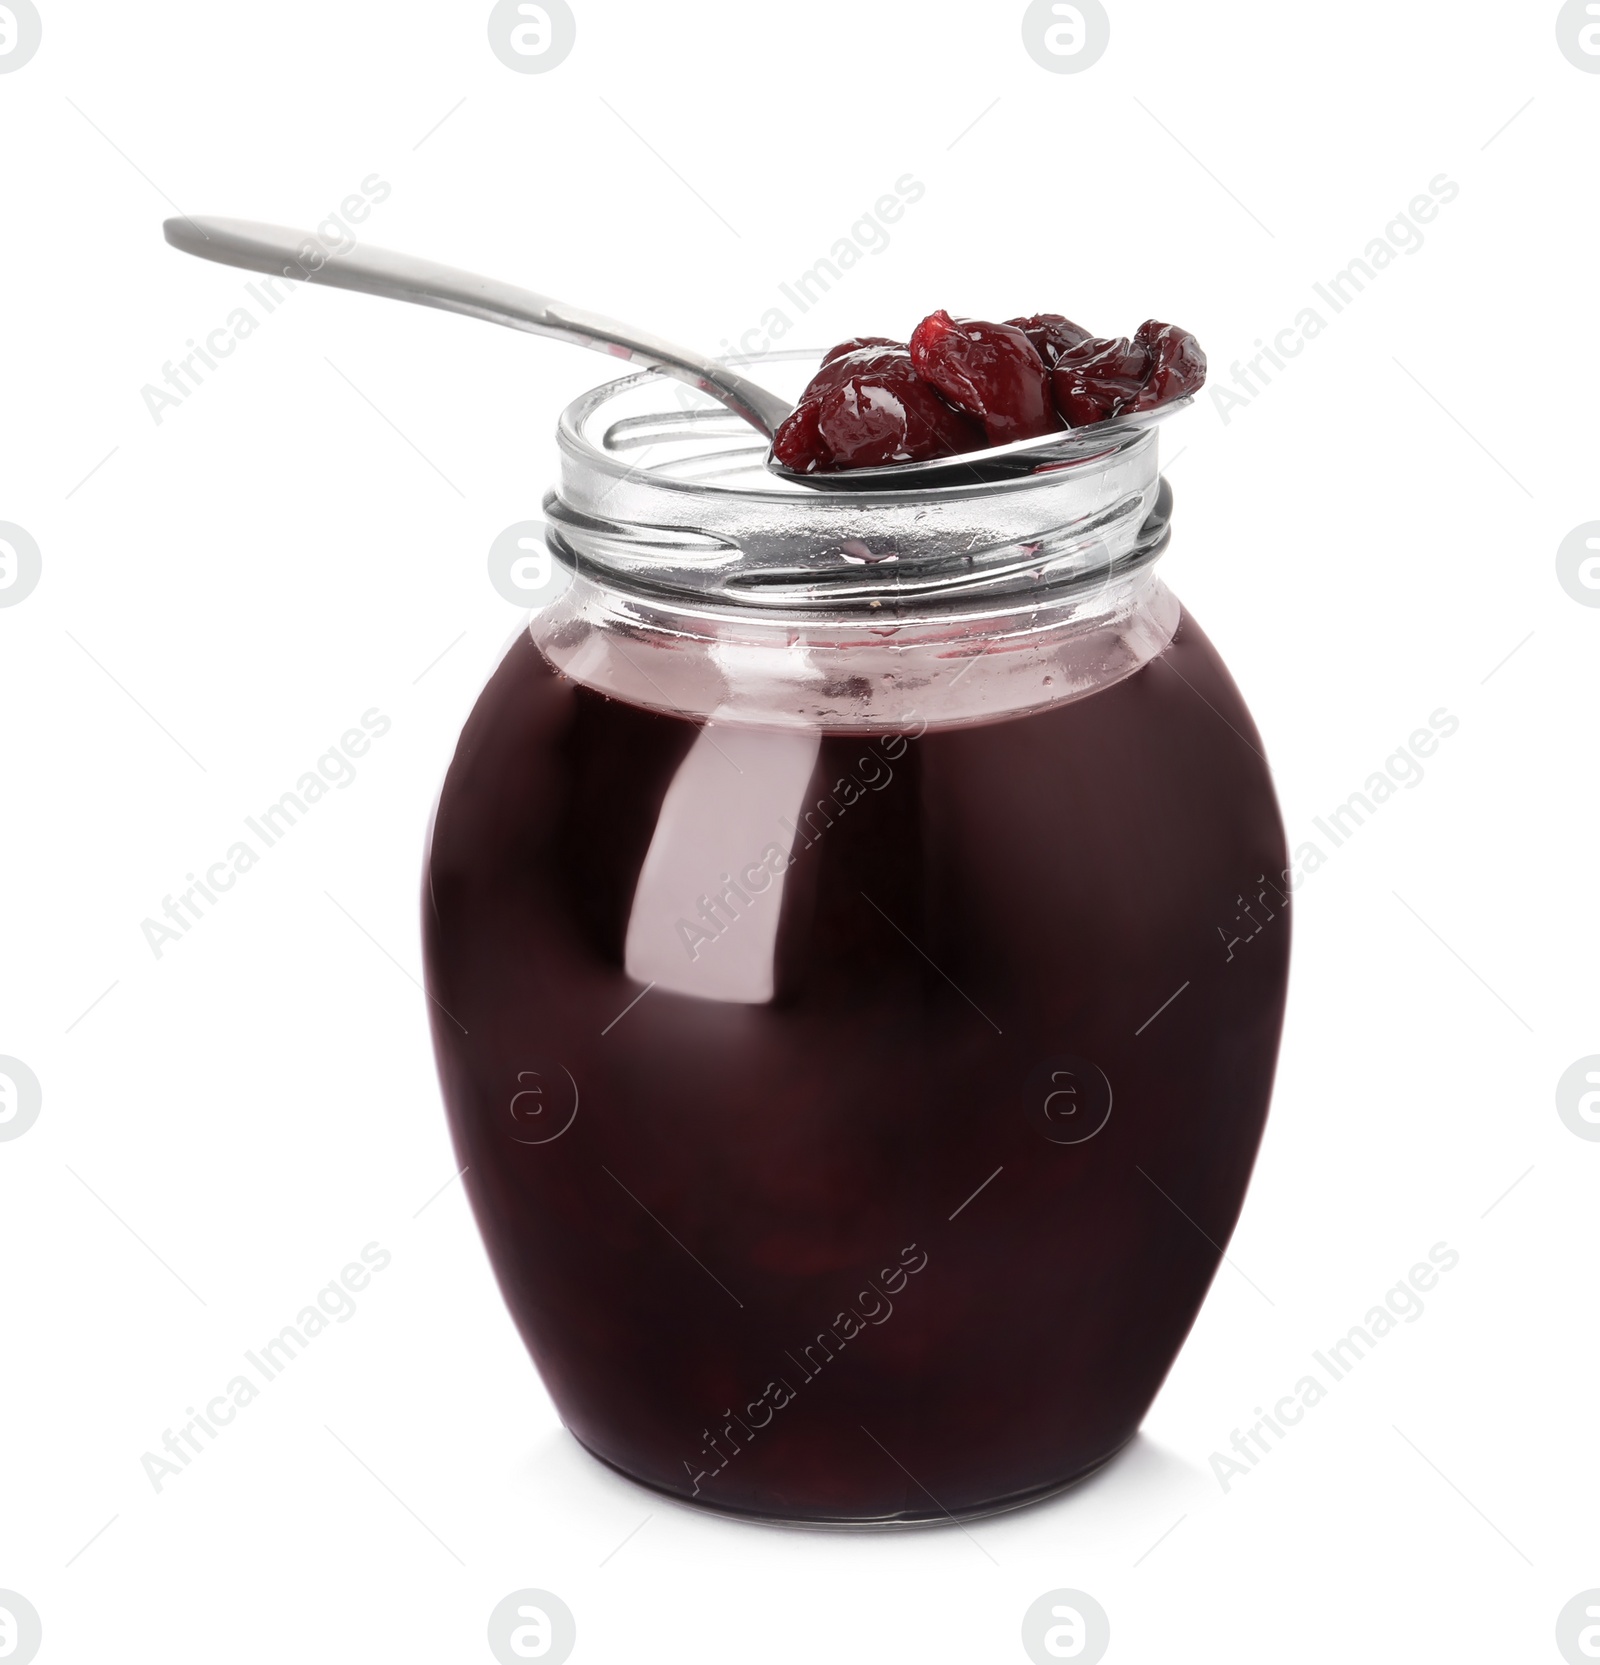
top-left (2, 2), bottom-right (1597, 1660)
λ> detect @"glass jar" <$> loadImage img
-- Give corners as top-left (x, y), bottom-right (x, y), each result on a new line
top-left (423, 364), bottom-right (1290, 1526)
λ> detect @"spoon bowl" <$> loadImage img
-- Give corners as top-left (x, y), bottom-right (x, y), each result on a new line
top-left (766, 398), bottom-right (1194, 492)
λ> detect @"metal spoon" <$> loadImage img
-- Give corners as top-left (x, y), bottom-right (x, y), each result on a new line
top-left (162, 217), bottom-right (1188, 490)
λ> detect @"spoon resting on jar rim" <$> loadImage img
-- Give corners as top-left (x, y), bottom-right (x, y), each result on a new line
top-left (161, 216), bottom-right (1197, 491)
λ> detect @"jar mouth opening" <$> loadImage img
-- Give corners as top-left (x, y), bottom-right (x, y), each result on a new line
top-left (547, 363), bottom-right (1175, 617)
top-left (556, 363), bottom-right (1160, 504)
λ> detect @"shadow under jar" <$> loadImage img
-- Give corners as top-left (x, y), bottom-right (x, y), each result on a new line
top-left (423, 367), bottom-right (1291, 1526)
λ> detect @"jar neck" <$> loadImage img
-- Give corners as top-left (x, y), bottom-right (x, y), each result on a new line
top-left (529, 368), bottom-right (1183, 732)
top-left (530, 564), bottom-right (1180, 734)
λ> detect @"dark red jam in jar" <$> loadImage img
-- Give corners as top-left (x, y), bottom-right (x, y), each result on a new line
top-left (423, 369), bottom-right (1290, 1525)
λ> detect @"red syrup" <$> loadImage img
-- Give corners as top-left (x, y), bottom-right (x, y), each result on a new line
top-left (423, 610), bottom-right (1289, 1524)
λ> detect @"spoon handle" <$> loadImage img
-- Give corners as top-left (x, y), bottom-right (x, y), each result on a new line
top-left (162, 216), bottom-right (793, 439)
